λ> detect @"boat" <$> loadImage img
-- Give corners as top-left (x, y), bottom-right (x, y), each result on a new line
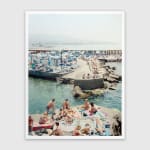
top-left (28, 50), bottom-right (76, 80)
top-left (29, 66), bottom-right (74, 80)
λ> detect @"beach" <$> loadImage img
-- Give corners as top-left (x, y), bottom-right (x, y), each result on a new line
top-left (29, 104), bottom-right (121, 136)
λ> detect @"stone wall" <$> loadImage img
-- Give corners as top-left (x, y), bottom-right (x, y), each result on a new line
top-left (74, 78), bottom-right (104, 90)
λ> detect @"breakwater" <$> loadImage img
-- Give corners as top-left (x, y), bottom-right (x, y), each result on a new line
top-left (29, 62), bottom-right (122, 115)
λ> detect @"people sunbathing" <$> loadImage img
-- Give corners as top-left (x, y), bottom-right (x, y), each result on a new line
top-left (50, 122), bottom-right (64, 136)
top-left (65, 114), bottom-right (73, 124)
top-left (87, 73), bottom-right (91, 79)
top-left (72, 125), bottom-right (82, 136)
top-left (82, 99), bottom-right (90, 110)
top-left (89, 102), bottom-right (97, 115)
top-left (95, 118), bottom-right (105, 135)
top-left (81, 123), bottom-right (91, 135)
top-left (82, 73), bottom-right (86, 79)
top-left (57, 108), bottom-right (64, 120)
top-left (39, 112), bottom-right (49, 124)
top-left (31, 97), bottom-right (112, 136)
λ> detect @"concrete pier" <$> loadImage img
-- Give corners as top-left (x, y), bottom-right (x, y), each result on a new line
top-left (74, 78), bottom-right (104, 90)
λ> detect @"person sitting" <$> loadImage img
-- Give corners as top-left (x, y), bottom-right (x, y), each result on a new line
top-left (93, 74), bottom-right (96, 79)
top-left (81, 123), bottom-right (91, 135)
top-left (51, 122), bottom-right (64, 136)
top-left (82, 99), bottom-right (90, 111)
top-left (82, 73), bottom-right (86, 79)
top-left (49, 114), bottom-right (55, 127)
top-left (89, 102), bottom-right (97, 115)
top-left (72, 125), bottom-right (82, 136)
top-left (62, 99), bottom-right (70, 110)
top-left (56, 108), bottom-right (64, 120)
top-left (87, 73), bottom-right (90, 79)
top-left (62, 109), bottom-right (68, 117)
top-left (72, 108), bottom-right (81, 119)
top-left (46, 98), bottom-right (55, 114)
top-left (39, 112), bottom-right (49, 124)
top-left (65, 114), bottom-right (73, 124)
top-left (95, 118), bottom-right (105, 135)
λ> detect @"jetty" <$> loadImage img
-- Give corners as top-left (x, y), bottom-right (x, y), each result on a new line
top-left (28, 49), bottom-right (122, 92)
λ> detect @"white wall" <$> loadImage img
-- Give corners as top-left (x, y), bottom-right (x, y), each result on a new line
top-left (0, 0), bottom-right (149, 149)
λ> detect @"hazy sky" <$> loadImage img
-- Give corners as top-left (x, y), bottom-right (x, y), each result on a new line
top-left (28, 12), bottom-right (123, 48)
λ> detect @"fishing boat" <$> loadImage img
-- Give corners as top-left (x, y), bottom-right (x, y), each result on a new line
top-left (28, 50), bottom-right (76, 80)
top-left (29, 68), bottom-right (72, 80)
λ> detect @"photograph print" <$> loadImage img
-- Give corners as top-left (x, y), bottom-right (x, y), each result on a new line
top-left (26, 11), bottom-right (125, 139)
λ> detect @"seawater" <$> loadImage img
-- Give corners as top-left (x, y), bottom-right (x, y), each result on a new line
top-left (29, 62), bottom-right (122, 114)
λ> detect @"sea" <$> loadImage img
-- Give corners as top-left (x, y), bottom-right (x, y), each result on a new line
top-left (28, 62), bottom-right (122, 114)
top-left (29, 42), bottom-right (121, 50)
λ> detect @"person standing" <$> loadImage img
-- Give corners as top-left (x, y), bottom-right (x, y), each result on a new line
top-left (82, 99), bottom-right (90, 110)
top-left (46, 98), bottom-right (55, 114)
top-left (28, 115), bottom-right (33, 135)
top-left (62, 99), bottom-right (70, 110)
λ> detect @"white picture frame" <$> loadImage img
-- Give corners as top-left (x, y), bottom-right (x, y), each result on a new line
top-left (25, 10), bottom-right (125, 140)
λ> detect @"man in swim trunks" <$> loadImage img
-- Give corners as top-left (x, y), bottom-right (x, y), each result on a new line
top-left (89, 102), bottom-right (97, 115)
top-left (51, 122), bottom-right (64, 136)
top-left (62, 99), bottom-right (70, 110)
top-left (46, 98), bottom-right (55, 114)
top-left (82, 99), bottom-right (90, 110)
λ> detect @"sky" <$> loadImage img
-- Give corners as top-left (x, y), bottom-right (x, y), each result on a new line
top-left (28, 12), bottom-right (123, 49)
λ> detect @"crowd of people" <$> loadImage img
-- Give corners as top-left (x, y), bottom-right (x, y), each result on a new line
top-left (28, 98), bottom-right (109, 136)
top-left (82, 73), bottom-right (100, 79)
top-left (83, 56), bottom-right (105, 80)
top-left (82, 58), bottom-right (101, 80)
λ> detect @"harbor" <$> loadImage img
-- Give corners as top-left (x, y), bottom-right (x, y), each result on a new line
top-left (28, 49), bottom-right (122, 136)
top-left (28, 49), bottom-right (121, 80)
top-left (27, 12), bottom-right (124, 138)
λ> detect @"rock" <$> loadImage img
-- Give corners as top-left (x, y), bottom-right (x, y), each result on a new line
top-left (109, 74), bottom-right (121, 81)
top-left (72, 86), bottom-right (90, 99)
top-left (112, 67), bottom-right (116, 70)
top-left (106, 77), bottom-right (119, 83)
top-left (109, 87), bottom-right (117, 90)
top-left (109, 83), bottom-right (117, 90)
top-left (111, 113), bottom-right (122, 136)
top-left (104, 82), bottom-right (110, 89)
top-left (91, 89), bottom-right (105, 96)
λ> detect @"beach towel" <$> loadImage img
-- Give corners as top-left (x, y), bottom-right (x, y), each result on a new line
top-left (94, 111), bottom-right (106, 120)
top-left (32, 122), bottom-right (53, 131)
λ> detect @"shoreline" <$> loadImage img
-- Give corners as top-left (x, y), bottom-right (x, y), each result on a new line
top-left (29, 104), bottom-right (121, 136)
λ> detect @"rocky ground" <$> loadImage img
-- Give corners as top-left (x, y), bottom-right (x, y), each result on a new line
top-left (29, 105), bottom-right (121, 136)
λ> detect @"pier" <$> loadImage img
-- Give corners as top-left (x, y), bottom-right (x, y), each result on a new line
top-left (28, 49), bottom-right (122, 91)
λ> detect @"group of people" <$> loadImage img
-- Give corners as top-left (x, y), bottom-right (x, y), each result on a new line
top-left (82, 99), bottom-right (98, 115)
top-left (82, 73), bottom-right (100, 79)
top-left (46, 98), bottom-right (70, 114)
top-left (29, 98), bottom-right (74, 136)
top-left (28, 98), bottom-right (107, 136)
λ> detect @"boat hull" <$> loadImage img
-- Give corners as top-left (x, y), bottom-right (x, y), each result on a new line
top-left (29, 70), bottom-right (65, 80)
